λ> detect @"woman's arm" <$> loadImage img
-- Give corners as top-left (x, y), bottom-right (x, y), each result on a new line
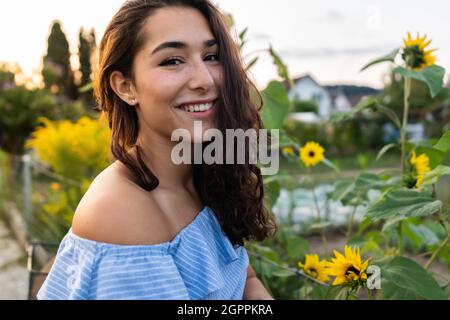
top-left (242, 265), bottom-right (274, 300)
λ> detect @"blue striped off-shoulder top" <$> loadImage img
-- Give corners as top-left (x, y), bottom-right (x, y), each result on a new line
top-left (37, 206), bottom-right (249, 300)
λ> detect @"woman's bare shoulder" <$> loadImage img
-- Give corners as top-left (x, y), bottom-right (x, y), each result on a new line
top-left (71, 163), bottom-right (170, 245)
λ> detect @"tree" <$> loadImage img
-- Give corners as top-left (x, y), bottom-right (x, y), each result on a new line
top-left (0, 62), bottom-right (16, 90)
top-left (77, 28), bottom-right (96, 107)
top-left (78, 27), bottom-right (96, 88)
top-left (42, 21), bottom-right (77, 100)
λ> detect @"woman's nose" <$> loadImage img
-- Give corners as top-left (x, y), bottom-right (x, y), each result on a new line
top-left (188, 60), bottom-right (215, 92)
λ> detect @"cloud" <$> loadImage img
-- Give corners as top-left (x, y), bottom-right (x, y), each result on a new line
top-left (278, 44), bottom-right (396, 59)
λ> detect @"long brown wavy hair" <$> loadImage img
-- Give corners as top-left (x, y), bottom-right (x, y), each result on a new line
top-left (94, 0), bottom-right (277, 246)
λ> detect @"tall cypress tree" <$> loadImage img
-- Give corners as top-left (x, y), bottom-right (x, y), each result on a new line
top-left (78, 27), bottom-right (96, 87)
top-left (78, 28), bottom-right (96, 107)
top-left (42, 20), bottom-right (77, 100)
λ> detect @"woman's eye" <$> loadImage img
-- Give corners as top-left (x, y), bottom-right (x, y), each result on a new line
top-left (160, 54), bottom-right (219, 67)
top-left (205, 54), bottom-right (220, 61)
top-left (160, 58), bottom-right (183, 66)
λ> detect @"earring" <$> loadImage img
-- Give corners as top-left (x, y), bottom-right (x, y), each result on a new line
top-left (129, 98), bottom-right (137, 105)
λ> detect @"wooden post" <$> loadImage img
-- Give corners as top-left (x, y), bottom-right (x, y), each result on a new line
top-left (22, 153), bottom-right (32, 241)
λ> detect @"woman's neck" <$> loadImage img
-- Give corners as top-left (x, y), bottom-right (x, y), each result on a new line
top-left (134, 131), bottom-right (195, 192)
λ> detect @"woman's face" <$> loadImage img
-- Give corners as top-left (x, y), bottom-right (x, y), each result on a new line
top-left (128, 6), bottom-right (223, 143)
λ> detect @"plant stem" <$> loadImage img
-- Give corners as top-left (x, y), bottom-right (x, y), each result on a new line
top-left (400, 76), bottom-right (412, 176)
top-left (311, 186), bottom-right (321, 222)
top-left (424, 236), bottom-right (449, 270)
top-left (346, 195), bottom-right (360, 242)
top-left (310, 170), bottom-right (329, 257)
top-left (366, 287), bottom-right (374, 300)
top-left (397, 221), bottom-right (404, 255)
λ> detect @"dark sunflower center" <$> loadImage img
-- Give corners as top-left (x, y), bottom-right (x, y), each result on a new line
top-left (307, 268), bottom-right (318, 277)
top-left (308, 151), bottom-right (315, 157)
top-left (403, 172), bottom-right (418, 189)
top-left (402, 45), bottom-right (425, 69)
top-left (345, 266), bottom-right (360, 277)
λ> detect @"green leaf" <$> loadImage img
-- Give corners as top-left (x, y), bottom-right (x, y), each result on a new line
top-left (366, 188), bottom-right (442, 220)
top-left (238, 27), bottom-right (248, 42)
top-left (286, 237), bottom-right (309, 259)
top-left (249, 243), bottom-right (279, 262)
top-left (260, 80), bottom-right (290, 130)
top-left (383, 256), bottom-right (447, 300)
top-left (422, 165), bottom-right (450, 186)
top-left (329, 97), bottom-right (378, 123)
top-left (402, 221), bottom-right (424, 250)
top-left (321, 157), bottom-right (340, 174)
top-left (357, 217), bottom-right (372, 235)
top-left (376, 143), bottom-right (398, 162)
top-left (330, 181), bottom-right (355, 202)
top-left (407, 139), bottom-right (438, 149)
top-left (360, 48), bottom-right (399, 72)
top-left (393, 65), bottom-right (445, 98)
top-left (245, 56), bottom-right (258, 71)
top-left (381, 280), bottom-right (422, 300)
top-left (312, 284), bottom-right (329, 300)
top-left (272, 269), bottom-right (296, 278)
top-left (330, 286), bottom-right (351, 300)
top-left (264, 179), bottom-right (281, 209)
top-left (268, 45), bottom-right (292, 87)
top-left (376, 104), bottom-right (402, 128)
top-left (407, 224), bottom-right (439, 246)
top-left (433, 130), bottom-right (450, 153)
top-left (381, 215), bottom-right (406, 232)
top-left (331, 181), bottom-right (353, 200)
top-left (354, 172), bottom-right (387, 191)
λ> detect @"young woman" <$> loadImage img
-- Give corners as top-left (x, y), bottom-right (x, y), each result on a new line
top-left (37, 0), bottom-right (277, 300)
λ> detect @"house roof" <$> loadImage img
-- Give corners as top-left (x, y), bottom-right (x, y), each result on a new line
top-left (284, 73), bottom-right (380, 107)
top-left (283, 74), bottom-right (321, 90)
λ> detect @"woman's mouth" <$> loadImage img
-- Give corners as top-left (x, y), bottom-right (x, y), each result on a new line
top-left (175, 99), bottom-right (217, 119)
top-left (177, 101), bottom-right (215, 113)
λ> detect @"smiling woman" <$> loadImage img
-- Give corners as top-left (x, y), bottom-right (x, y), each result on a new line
top-left (36, 0), bottom-right (276, 300)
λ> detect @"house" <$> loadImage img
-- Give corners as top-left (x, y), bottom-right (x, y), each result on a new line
top-left (286, 74), bottom-right (379, 120)
top-left (287, 75), bottom-right (332, 118)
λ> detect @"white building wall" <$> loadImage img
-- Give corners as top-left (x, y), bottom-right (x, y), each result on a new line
top-left (288, 77), bottom-right (332, 118)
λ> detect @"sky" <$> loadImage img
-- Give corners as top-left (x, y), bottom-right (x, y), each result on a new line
top-left (0, 0), bottom-right (449, 90)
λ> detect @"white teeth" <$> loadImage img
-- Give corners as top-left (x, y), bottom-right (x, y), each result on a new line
top-left (179, 102), bottom-right (214, 113)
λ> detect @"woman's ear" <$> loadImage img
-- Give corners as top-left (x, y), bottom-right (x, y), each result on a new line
top-left (110, 71), bottom-right (138, 106)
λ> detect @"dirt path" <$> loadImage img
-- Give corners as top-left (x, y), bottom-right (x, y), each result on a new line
top-left (0, 218), bottom-right (28, 299)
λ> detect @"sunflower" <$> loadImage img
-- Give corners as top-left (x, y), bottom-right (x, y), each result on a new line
top-left (410, 150), bottom-right (431, 188)
top-left (402, 32), bottom-right (437, 70)
top-left (281, 146), bottom-right (295, 157)
top-left (300, 141), bottom-right (324, 167)
top-left (326, 246), bottom-right (369, 286)
top-left (298, 254), bottom-right (330, 282)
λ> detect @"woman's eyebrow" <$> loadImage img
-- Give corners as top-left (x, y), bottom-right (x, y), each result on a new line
top-left (151, 39), bottom-right (217, 55)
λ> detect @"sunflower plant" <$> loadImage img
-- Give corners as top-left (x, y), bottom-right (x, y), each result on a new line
top-left (326, 32), bottom-right (450, 299)
top-left (298, 254), bottom-right (330, 283)
top-left (361, 32), bottom-right (445, 176)
top-left (237, 20), bottom-right (450, 299)
top-left (326, 246), bottom-right (371, 298)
